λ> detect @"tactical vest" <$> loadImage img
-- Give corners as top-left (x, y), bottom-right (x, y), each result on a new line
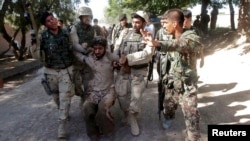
top-left (40, 28), bottom-right (74, 69)
top-left (119, 30), bottom-right (148, 69)
top-left (75, 22), bottom-right (95, 46)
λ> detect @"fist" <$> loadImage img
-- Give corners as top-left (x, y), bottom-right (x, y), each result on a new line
top-left (81, 42), bottom-right (88, 48)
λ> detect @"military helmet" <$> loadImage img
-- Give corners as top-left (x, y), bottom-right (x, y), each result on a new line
top-left (78, 6), bottom-right (93, 18)
top-left (132, 11), bottom-right (149, 23)
top-left (93, 18), bottom-right (98, 22)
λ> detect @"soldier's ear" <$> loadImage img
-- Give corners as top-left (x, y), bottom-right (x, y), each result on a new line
top-left (172, 21), bottom-right (178, 28)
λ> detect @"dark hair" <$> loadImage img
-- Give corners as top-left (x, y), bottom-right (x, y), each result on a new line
top-left (162, 9), bottom-right (184, 27)
top-left (182, 9), bottom-right (192, 18)
top-left (92, 36), bottom-right (107, 47)
top-left (58, 19), bottom-right (63, 24)
top-left (40, 11), bottom-right (53, 25)
top-left (119, 13), bottom-right (127, 21)
top-left (93, 18), bottom-right (98, 22)
top-left (131, 13), bottom-right (145, 23)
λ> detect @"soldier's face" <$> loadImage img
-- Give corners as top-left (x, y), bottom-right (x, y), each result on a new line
top-left (132, 18), bottom-right (144, 32)
top-left (183, 17), bottom-right (192, 29)
top-left (161, 18), bottom-right (175, 34)
top-left (93, 45), bottom-right (105, 59)
top-left (120, 19), bottom-right (127, 27)
top-left (80, 15), bottom-right (92, 25)
top-left (45, 15), bottom-right (58, 30)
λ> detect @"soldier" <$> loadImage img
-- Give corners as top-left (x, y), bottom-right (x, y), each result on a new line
top-left (183, 9), bottom-right (204, 72)
top-left (75, 36), bottom-right (119, 141)
top-left (111, 13), bottom-right (132, 51)
top-left (93, 18), bottom-right (106, 37)
top-left (57, 19), bottom-right (64, 28)
top-left (114, 10), bottom-right (154, 136)
top-left (144, 9), bottom-right (202, 141)
top-left (30, 12), bottom-right (75, 139)
top-left (200, 10), bottom-right (210, 35)
top-left (193, 15), bottom-right (201, 33)
top-left (154, 18), bottom-right (173, 122)
top-left (70, 6), bottom-right (95, 101)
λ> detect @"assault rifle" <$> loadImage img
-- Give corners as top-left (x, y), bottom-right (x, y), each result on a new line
top-left (146, 56), bottom-right (154, 87)
top-left (158, 53), bottom-right (164, 119)
top-left (158, 52), bottom-right (171, 120)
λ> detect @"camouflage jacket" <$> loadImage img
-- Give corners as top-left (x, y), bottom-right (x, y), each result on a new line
top-left (159, 30), bottom-right (202, 85)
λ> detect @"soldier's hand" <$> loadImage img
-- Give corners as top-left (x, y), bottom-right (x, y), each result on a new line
top-left (81, 42), bottom-right (88, 49)
top-left (119, 54), bottom-right (127, 65)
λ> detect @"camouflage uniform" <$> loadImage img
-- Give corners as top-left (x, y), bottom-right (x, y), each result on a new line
top-left (75, 50), bottom-right (118, 139)
top-left (159, 30), bottom-right (202, 141)
top-left (32, 27), bottom-right (75, 138)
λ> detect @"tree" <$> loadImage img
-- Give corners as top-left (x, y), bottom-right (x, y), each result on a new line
top-left (237, 0), bottom-right (250, 41)
top-left (0, 0), bottom-right (86, 60)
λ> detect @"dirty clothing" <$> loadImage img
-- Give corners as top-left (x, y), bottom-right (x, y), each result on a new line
top-left (159, 30), bottom-right (202, 141)
top-left (75, 51), bottom-right (118, 137)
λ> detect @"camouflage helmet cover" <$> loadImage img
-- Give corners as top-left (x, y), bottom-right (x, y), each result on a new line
top-left (78, 6), bottom-right (93, 18)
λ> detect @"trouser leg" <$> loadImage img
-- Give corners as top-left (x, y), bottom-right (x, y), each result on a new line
top-left (82, 101), bottom-right (100, 138)
top-left (180, 85), bottom-right (201, 141)
top-left (95, 91), bottom-right (116, 135)
top-left (163, 87), bottom-right (178, 119)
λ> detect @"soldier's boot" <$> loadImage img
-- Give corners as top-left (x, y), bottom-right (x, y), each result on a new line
top-left (128, 113), bottom-right (139, 136)
top-left (58, 120), bottom-right (67, 139)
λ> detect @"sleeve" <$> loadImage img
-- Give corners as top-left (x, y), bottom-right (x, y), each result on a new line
top-left (126, 45), bottom-right (154, 66)
top-left (74, 51), bottom-right (87, 62)
top-left (159, 37), bottom-right (189, 53)
top-left (70, 25), bottom-right (88, 53)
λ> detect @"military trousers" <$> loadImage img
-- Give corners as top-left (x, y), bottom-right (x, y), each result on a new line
top-left (115, 73), bottom-right (146, 115)
top-left (163, 83), bottom-right (201, 141)
top-left (81, 88), bottom-right (116, 137)
top-left (45, 67), bottom-right (74, 121)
